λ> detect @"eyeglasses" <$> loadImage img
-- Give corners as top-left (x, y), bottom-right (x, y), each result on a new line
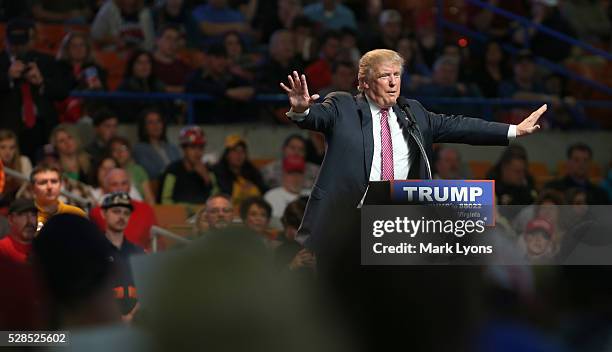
top-left (206, 207), bottom-right (232, 215)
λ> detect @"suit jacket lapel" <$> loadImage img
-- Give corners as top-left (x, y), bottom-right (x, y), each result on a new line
top-left (357, 93), bottom-right (373, 180)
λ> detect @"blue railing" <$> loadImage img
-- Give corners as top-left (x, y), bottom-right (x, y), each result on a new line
top-left (436, 0), bottom-right (612, 95)
top-left (70, 91), bottom-right (612, 125)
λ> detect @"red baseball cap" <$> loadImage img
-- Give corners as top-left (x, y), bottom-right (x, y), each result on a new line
top-left (525, 218), bottom-right (554, 238)
top-left (179, 126), bottom-right (205, 146)
top-left (283, 155), bottom-right (305, 173)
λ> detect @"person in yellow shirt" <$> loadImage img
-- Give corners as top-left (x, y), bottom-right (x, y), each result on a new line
top-left (30, 164), bottom-right (87, 231)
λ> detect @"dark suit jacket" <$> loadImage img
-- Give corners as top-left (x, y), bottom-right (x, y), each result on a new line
top-left (0, 50), bottom-right (69, 159)
top-left (295, 92), bottom-right (510, 257)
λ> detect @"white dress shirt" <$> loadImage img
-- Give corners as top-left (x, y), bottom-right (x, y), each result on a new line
top-left (286, 99), bottom-right (517, 181)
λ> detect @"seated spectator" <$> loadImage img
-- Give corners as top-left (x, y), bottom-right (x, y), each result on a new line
top-left (489, 146), bottom-right (537, 207)
top-left (109, 136), bottom-right (156, 205)
top-left (50, 124), bottom-right (91, 183)
top-left (212, 135), bottom-right (268, 211)
top-left (304, 30), bottom-right (341, 94)
top-left (185, 43), bottom-right (254, 123)
top-left (192, 0), bottom-right (250, 45)
top-left (366, 9), bottom-right (403, 51)
top-left (518, 217), bottom-right (557, 264)
top-left (84, 109), bottom-right (118, 163)
top-left (239, 196), bottom-right (275, 240)
top-left (0, 199), bottom-right (37, 265)
top-left (91, 0), bottom-right (155, 51)
top-left (88, 156), bottom-right (144, 204)
top-left (338, 27), bottom-right (360, 65)
top-left (224, 31), bottom-right (257, 82)
top-left (414, 55), bottom-right (482, 116)
top-left (255, 29), bottom-right (304, 94)
top-left (160, 126), bottom-right (218, 205)
top-left (262, 134), bottom-right (319, 189)
top-left (0, 19), bottom-right (69, 160)
top-left (318, 60), bottom-right (358, 98)
top-left (433, 146), bottom-right (469, 180)
top-left (566, 187), bottom-right (589, 225)
top-left (32, 0), bottom-right (92, 23)
top-left (133, 108), bottom-right (182, 180)
top-left (117, 50), bottom-right (167, 120)
top-left (302, 0), bottom-right (357, 31)
top-left (90, 168), bottom-right (158, 250)
top-left (292, 16), bottom-right (317, 64)
top-left (545, 143), bottom-right (609, 204)
top-left (99, 192), bottom-right (144, 322)
top-left (396, 36), bottom-right (430, 95)
top-left (0, 130), bottom-right (32, 211)
top-left (513, 189), bottom-right (566, 242)
top-left (30, 164), bottom-right (87, 230)
top-left (472, 41), bottom-right (510, 98)
top-left (264, 155), bottom-right (310, 227)
top-left (55, 31), bottom-right (107, 123)
top-left (152, 0), bottom-right (197, 45)
top-left (194, 194), bottom-right (234, 235)
top-left (512, 0), bottom-right (574, 63)
top-left (274, 197), bottom-right (315, 273)
top-left (252, 0), bottom-right (304, 44)
top-left (152, 24), bottom-right (192, 93)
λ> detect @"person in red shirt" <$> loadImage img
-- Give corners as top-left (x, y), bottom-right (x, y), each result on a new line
top-left (90, 168), bottom-right (158, 250)
top-left (0, 198), bottom-right (37, 264)
top-left (304, 30), bottom-right (341, 93)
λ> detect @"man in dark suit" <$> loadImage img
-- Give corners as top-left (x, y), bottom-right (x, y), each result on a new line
top-left (280, 49), bottom-right (546, 269)
top-left (0, 19), bottom-right (69, 160)
top-left (280, 49), bottom-right (546, 350)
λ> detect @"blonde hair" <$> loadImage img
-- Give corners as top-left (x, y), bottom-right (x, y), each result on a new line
top-left (0, 129), bottom-right (23, 172)
top-left (56, 31), bottom-right (96, 64)
top-left (357, 49), bottom-right (404, 91)
top-left (50, 124), bottom-right (91, 176)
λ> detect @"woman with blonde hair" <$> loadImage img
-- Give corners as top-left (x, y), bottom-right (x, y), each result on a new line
top-left (0, 130), bottom-right (32, 210)
top-left (50, 124), bottom-right (91, 183)
top-left (55, 31), bottom-right (107, 122)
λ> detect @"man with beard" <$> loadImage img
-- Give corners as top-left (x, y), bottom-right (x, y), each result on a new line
top-left (203, 194), bottom-right (234, 231)
top-left (0, 199), bottom-right (37, 264)
top-left (100, 191), bottom-right (144, 322)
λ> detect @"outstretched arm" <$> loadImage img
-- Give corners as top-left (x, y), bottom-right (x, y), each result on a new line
top-left (516, 104), bottom-right (547, 137)
top-left (280, 71), bottom-right (320, 113)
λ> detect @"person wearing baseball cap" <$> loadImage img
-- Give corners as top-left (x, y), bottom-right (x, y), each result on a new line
top-left (100, 191), bottom-right (144, 322)
top-left (0, 18), bottom-right (70, 160)
top-left (0, 198), bottom-right (37, 265)
top-left (159, 126), bottom-right (218, 205)
top-left (264, 154), bottom-right (310, 227)
top-left (520, 217), bottom-right (557, 263)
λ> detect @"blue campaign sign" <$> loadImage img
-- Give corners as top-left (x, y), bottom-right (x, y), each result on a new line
top-left (390, 180), bottom-right (496, 226)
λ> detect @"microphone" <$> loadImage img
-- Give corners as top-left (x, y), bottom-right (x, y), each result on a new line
top-left (396, 96), bottom-right (416, 128)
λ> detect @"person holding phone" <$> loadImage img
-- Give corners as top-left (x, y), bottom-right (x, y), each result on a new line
top-left (0, 19), bottom-right (69, 160)
top-left (55, 31), bottom-right (108, 122)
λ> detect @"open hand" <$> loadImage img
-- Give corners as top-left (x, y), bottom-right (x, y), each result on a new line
top-left (517, 104), bottom-right (547, 137)
top-left (280, 71), bottom-right (319, 113)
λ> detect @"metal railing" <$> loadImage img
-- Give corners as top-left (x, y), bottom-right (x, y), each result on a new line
top-left (436, 0), bottom-right (612, 95)
top-left (150, 225), bottom-right (191, 253)
top-left (70, 90), bottom-right (612, 124)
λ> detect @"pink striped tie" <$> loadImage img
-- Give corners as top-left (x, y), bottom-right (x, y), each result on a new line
top-left (380, 108), bottom-right (394, 181)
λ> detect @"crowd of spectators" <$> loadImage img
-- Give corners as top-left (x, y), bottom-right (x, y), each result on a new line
top-left (0, 0), bottom-right (611, 348)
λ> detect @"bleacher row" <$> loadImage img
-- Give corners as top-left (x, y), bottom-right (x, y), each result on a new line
top-left (0, 22), bottom-right (210, 90)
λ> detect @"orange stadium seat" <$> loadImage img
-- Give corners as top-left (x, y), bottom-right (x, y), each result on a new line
top-left (95, 50), bottom-right (128, 90)
top-left (468, 160), bottom-right (492, 179)
top-left (556, 160), bottom-right (603, 180)
top-left (252, 158), bottom-right (275, 169)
